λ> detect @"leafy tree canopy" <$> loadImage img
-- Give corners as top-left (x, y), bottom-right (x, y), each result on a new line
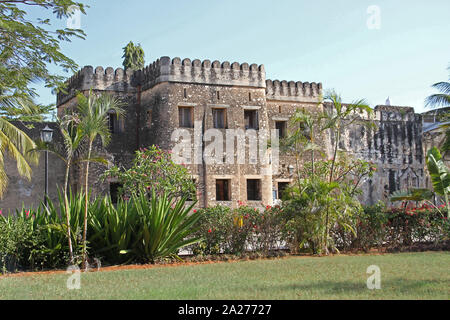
top-left (0, 0), bottom-right (87, 110)
top-left (122, 41), bottom-right (145, 71)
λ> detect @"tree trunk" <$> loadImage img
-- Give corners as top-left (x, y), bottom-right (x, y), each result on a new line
top-left (82, 142), bottom-right (92, 270)
top-left (324, 127), bottom-right (341, 255)
top-left (445, 192), bottom-right (450, 219)
top-left (63, 159), bottom-right (74, 264)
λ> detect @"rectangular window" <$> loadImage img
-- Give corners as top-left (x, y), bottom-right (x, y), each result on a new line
top-left (179, 106), bottom-right (193, 128)
top-left (108, 113), bottom-right (119, 134)
top-left (300, 122), bottom-right (311, 141)
top-left (244, 110), bottom-right (259, 130)
top-left (278, 182), bottom-right (289, 200)
top-left (212, 108), bottom-right (227, 129)
top-left (110, 182), bottom-right (122, 204)
top-left (147, 110), bottom-right (152, 128)
top-left (247, 179), bottom-right (262, 201)
top-left (216, 179), bottom-right (231, 201)
top-left (275, 121), bottom-right (287, 138)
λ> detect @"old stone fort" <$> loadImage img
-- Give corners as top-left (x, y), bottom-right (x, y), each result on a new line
top-left (2, 56), bottom-right (442, 211)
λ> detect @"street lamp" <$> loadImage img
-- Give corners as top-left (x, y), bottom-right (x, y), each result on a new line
top-left (288, 165), bottom-right (295, 175)
top-left (40, 125), bottom-right (54, 207)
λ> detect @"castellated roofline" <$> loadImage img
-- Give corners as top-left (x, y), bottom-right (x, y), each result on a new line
top-left (57, 66), bottom-right (135, 105)
top-left (265, 79), bottom-right (322, 102)
top-left (134, 56), bottom-right (267, 90)
top-left (57, 56), bottom-right (322, 106)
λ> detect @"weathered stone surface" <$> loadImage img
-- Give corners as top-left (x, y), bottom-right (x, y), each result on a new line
top-left (0, 56), bottom-right (432, 212)
top-left (0, 122), bottom-right (66, 213)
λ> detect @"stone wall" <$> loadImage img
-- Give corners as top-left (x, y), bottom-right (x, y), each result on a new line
top-left (49, 55), bottom-right (428, 210)
top-left (0, 122), bottom-right (66, 213)
top-left (340, 105), bottom-right (425, 205)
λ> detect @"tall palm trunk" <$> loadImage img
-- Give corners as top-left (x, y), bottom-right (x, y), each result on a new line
top-left (82, 140), bottom-right (93, 270)
top-left (324, 126), bottom-right (341, 255)
top-left (63, 159), bottom-right (74, 264)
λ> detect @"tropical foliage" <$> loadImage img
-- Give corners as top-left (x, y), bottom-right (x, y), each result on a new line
top-left (390, 147), bottom-right (450, 218)
top-left (280, 99), bottom-right (376, 255)
top-left (0, 190), bottom-right (202, 272)
top-left (0, 118), bottom-right (39, 197)
top-left (75, 90), bottom-right (124, 268)
top-left (122, 41), bottom-right (145, 71)
top-left (0, 0), bottom-right (87, 103)
top-left (190, 204), bottom-right (283, 256)
top-left (425, 67), bottom-right (450, 109)
top-left (102, 145), bottom-right (196, 200)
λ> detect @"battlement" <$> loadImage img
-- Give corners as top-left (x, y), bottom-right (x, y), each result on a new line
top-left (136, 56), bottom-right (267, 90)
top-left (57, 66), bottom-right (135, 105)
top-left (374, 105), bottom-right (420, 122)
top-left (265, 79), bottom-right (322, 102)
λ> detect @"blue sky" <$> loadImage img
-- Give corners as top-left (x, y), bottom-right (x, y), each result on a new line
top-left (31, 0), bottom-right (449, 113)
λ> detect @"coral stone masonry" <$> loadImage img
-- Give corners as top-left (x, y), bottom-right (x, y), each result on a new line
top-left (0, 56), bottom-right (427, 212)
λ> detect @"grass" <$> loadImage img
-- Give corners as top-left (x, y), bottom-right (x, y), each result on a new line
top-left (0, 252), bottom-right (449, 300)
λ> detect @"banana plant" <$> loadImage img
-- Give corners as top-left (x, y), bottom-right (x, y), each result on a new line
top-left (426, 147), bottom-right (450, 218)
top-left (392, 147), bottom-right (450, 218)
top-left (390, 188), bottom-right (434, 202)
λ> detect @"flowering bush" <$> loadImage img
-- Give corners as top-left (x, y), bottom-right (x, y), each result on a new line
top-left (102, 145), bottom-right (196, 200)
top-left (384, 203), bottom-right (449, 247)
top-left (332, 202), bottom-right (450, 253)
top-left (190, 203), bottom-right (283, 256)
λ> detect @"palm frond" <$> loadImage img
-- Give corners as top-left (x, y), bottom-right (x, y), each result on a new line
top-left (0, 117), bottom-right (39, 197)
top-left (425, 94), bottom-right (450, 108)
top-left (431, 81), bottom-right (450, 95)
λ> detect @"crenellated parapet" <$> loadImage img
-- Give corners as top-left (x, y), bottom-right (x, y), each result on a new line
top-left (374, 105), bottom-right (420, 122)
top-left (57, 66), bottom-right (135, 105)
top-left (135, 56), bottom-right (267, 90)
top-left (265, 79), bottom-right (322, 102)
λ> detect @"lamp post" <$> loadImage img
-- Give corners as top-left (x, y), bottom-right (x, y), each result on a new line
top-left (40, 125), bottom-right (54, 207)
top-left (288, 165), bottom-right (295, 175)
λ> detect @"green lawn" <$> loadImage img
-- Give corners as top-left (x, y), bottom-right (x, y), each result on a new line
top-left (0, 252), bottom-right (449, 300)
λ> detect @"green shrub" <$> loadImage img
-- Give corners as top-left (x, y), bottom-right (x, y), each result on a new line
top-left (333, 202), bottom-right (388, 252)
top-left (190, 204), bottom-right (283, 256)
top-left (88, 192), bottom-right (202, 264)
top-left (190, 206), bottom-right (232, 255)
top-left (332, 202), bottom-right (449, 252)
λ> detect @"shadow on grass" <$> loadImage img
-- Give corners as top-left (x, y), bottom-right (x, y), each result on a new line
top-left (253, 278), bottom-right (449, 296)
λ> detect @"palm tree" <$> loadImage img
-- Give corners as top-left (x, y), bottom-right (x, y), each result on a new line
top-left (30, 113), bottom-right (108, 264)
top-left (57, 114), bottom-right (85, 264)
top-left (0, 116), bottom-right (39, 198)
top-left (321, 90), bottom-right (374, 255)
top-left (76, 91), bottom-right (124, 269)
top-left (425, 67), bottom-right (450, 152)
top-left (425, 67), bottom-right (450, 109)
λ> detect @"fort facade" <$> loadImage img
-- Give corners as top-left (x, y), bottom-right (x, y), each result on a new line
top-left (0, 56), bottom-right (427, 211)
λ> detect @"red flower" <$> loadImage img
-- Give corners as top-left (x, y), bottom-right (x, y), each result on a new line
top-left (193, 209), bottom-right (197, 213)
top-left (25, 210), bottom-right (30, 217)
top-left (208, 229), bottom-right (212, 233)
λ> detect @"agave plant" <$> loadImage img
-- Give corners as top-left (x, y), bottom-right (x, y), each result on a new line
top-left (131, 192), bottom-right (202, 263)
top-left (88, 196), bottom-right (138, 264)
